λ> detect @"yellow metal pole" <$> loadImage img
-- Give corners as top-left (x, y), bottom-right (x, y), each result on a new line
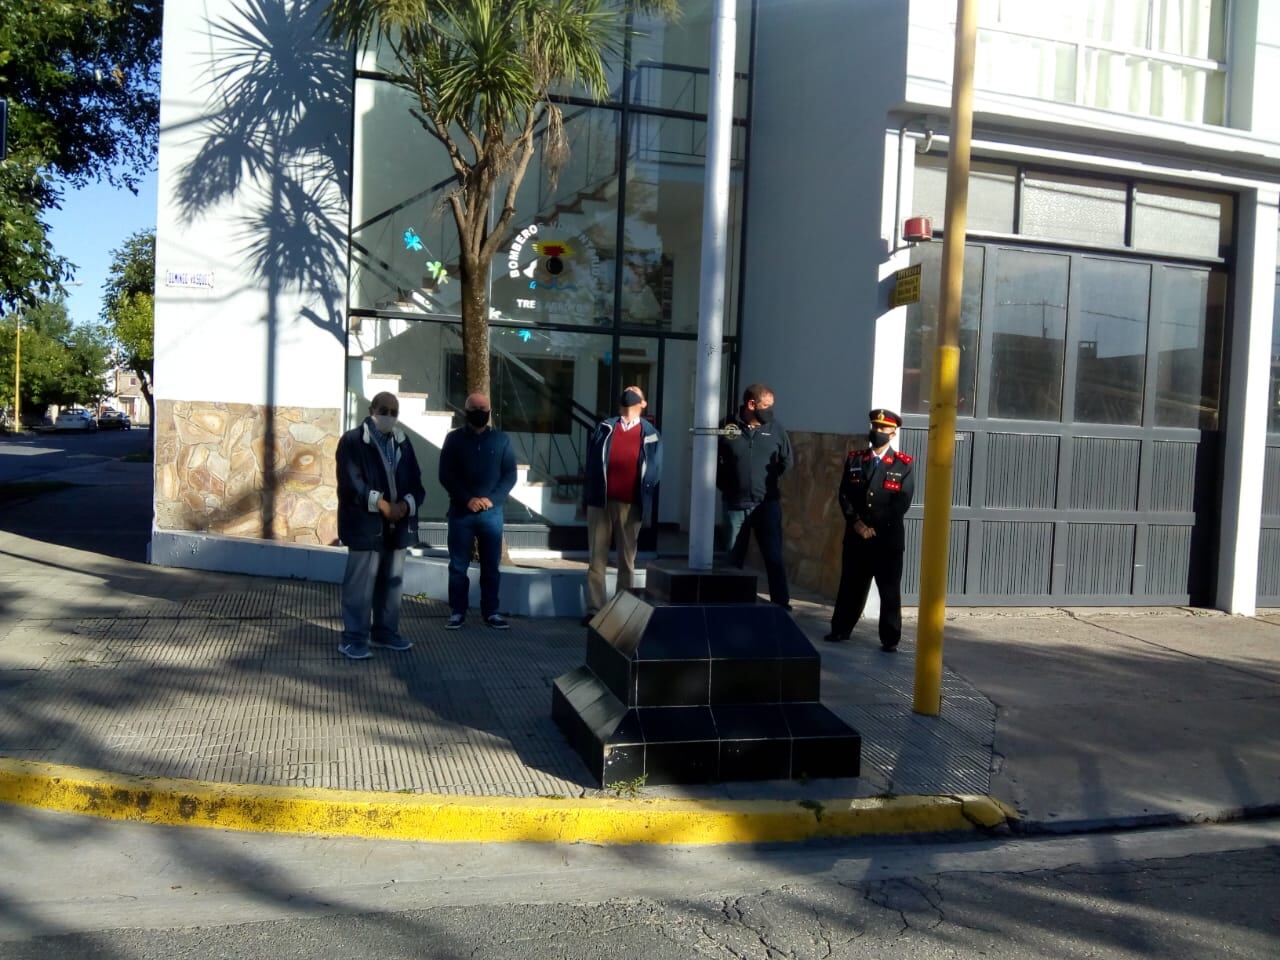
top-left (11, 317), bottom-right (19, 433)
top-left (913, 0), bottom-right (978, 717)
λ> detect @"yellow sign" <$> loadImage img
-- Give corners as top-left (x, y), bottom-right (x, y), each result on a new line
top-left (891, 264), bottom-right (922, 307)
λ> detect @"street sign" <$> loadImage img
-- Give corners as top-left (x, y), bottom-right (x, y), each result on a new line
top-left (891, 263), bottom-right (922, 307)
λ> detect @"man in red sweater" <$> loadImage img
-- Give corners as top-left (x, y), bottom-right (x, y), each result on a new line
top-left (582, 386), bottom-right (663, 623)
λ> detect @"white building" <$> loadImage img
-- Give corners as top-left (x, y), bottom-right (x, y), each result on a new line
top-left (151, 0), bottom-right (1280, 614)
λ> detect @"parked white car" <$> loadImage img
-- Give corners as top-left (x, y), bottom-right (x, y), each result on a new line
top-left (54, 410), bottom-right (98, 432)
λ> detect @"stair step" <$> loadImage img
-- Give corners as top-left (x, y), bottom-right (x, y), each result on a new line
top-left (399, 391), bottom-right (429, 399)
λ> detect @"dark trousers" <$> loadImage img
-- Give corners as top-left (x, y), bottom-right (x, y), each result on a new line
top-left (341, 547), bottom-right (406, 650)
top-left (831, 522), bottom-right (904, 647)
top-left (446, 508), bottom-right (503, 617)
top-left (725, 499), bottom-right (790, 606)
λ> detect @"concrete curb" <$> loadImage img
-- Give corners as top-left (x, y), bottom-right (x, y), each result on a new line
top-left (0, 759), bottom-right (1017, 845)
top-left (1007, 804), bottom-right (1280, 837)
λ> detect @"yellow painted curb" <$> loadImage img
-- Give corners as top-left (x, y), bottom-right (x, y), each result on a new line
top-left (0, 758), bottom-right (1015, 845)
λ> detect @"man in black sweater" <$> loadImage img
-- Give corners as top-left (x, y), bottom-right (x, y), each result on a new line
top-left (716, 382), bottom-right (792, 609)
top-left (438, 392), bottom-right (517, 629)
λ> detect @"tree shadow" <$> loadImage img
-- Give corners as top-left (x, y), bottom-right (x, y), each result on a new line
top-left (169, 0), bottom-right (351, 540)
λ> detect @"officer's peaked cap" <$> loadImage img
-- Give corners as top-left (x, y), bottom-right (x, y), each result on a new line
top-left (869, 409), bottom-right (902, 428)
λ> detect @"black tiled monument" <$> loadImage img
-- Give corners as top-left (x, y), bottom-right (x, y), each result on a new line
top-left (552, 562), bottom-right (861, 786)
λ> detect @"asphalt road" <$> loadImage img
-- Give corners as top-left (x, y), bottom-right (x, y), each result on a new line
top-left (1, 806), bottom-right (1277, 959)
top-left (0, 430), bottom-right (152, 562)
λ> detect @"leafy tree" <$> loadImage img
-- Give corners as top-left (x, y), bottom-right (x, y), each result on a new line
top-left (0, 299), bottom-right (112, 415)
top-left (322, 0), bottom-right (677, 398)
top-left (0, 0), bottom-right (162, 314)
top-left (102, 229), bottom-right (155, 426)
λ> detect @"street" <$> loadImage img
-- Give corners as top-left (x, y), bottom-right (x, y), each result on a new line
top-left (0, 430), bottom-right (152, 561)
top-left (0, 807), bottom-right (1277, 959)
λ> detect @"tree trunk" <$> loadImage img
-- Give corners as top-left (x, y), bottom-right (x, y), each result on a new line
top-left (459, 257), bottom-right (490, 400)
top-left (137, 371), bottom-right (155, 434)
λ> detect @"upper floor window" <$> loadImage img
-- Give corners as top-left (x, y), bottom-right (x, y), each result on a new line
top-left (914, 0), bottom-right (1228, 126)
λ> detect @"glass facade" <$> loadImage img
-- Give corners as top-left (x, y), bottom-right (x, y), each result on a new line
top-left (911, 0), bottom-right (1228, 125)
top-left (346, 3), bottom-right (753, 529)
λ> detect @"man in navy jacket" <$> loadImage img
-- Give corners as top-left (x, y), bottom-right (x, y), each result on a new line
top-left (438, 392), bottom-right (517, 629)
top-left (335, 391), bottom-right (426, 660)
top-left (582, 385), bottom-right (661, 622)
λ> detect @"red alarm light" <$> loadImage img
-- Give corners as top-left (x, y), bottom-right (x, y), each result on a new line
top-left (902, 216), bottom-right (934, 243)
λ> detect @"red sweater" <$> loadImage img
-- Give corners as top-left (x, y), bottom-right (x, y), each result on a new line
top-left (605, 423), bottom-right (643, 503)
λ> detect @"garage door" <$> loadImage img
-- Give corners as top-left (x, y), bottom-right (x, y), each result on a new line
top-left (899, 241), bottom-right (1227, 605)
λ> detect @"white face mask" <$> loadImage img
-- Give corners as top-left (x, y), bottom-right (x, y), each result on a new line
top-left (372, 414), bottom-right (397, 434)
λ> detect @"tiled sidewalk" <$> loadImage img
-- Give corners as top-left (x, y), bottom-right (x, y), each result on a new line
top-left (0, 557), bottom-right (995, 800)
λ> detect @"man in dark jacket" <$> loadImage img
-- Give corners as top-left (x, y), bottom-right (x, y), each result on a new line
top-left (583, 385), bottom-right (662, 622)
top-left (825, 409), bottom-right (915, 651)
top-left (438, 392), bottom-right (517, 630)
top-left (716, 382), bottom-right (792, 608)
top-left (335, 391), bottom-right (426, 660)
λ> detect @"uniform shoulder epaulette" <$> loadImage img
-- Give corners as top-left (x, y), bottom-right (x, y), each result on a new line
top-left (898, 452), bottom-right (913, 465)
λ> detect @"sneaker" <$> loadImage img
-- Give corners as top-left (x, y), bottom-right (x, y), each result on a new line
top-left (371, 635), bottom-right (413, 651)
top-left (485, 614), bottom-right (511, 630)
top-left (338, 641), bottom-right (371, 660)
top-left (445, 614), bottom-right (465, 630)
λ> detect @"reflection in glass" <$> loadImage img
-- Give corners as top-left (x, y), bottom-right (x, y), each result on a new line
top-left (1271, 278), bottom-right (1280, 434)
top-left (620, 115), bottom-right (745, 333)
top-left (1153, 267), bottom-right (1225, 429)
top-left (1075, 259), bottom-right (1149, 425)
top-left (1021, 173), bottom-right (1126, 247)
top-left (629, 0), bottom-right (752, 117)
top-left (902, 243), bottom-right (983, 417)
top-left (349, 80), bottom-right (464, 315)
top-left (490, 108), bottom-right (621, 328)
top-left (988, 250), bottom-right (1069, 421)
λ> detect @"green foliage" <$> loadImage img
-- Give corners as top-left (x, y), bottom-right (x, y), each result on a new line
top-left (0, 0), bottom-right (162, 314)
top-left (102, 229), bottom-right (155, 377)
top-left (0, 299), bottom-right (113, 412)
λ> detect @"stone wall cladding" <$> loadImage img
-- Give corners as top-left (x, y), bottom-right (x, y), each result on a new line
top-left (155, 400), bottom-right (342, 545)
top-left (779, 430), bottom-right (868, 598)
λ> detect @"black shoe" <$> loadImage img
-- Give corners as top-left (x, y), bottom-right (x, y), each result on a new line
top-left (880, 643), bottom-right (898, 653)
top-left (822, 632), bottom-right (849, 643)
top-left (775, 602), bottom-right (793, 612)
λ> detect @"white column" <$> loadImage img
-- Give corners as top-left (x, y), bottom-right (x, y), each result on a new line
top-left (688, 0), bottom-right (737, 570)
top-left (1216, 188), bottom-right (1279, 615)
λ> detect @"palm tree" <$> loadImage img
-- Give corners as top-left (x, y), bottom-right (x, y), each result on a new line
top-left (322, 0), bottom-right (678, 398)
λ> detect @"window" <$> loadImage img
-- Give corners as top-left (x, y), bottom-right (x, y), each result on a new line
top-left (903, 243), bottom-right (984, 417)
top-left (1153, 267), bottom-right (1226, 429)
top-left (1021, 172), bottom-right (1127, 247)
top-left (447, 353), bottom-right (576, 435)
top-left (1075, 258), bottom-right (1150, 425)
top-left (913, 0), bottom-right (1228, 125)
top-left (912, 154), bottom-right (1016, 234)
top-left (987, 250), bottom-right (1069, 421)
top-left (130, 377), bottom-right (138, 386)
top-left (1133, 184), bottom-right (1232, 258)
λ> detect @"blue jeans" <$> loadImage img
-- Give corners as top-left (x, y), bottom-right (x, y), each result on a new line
top-left (725, 500), bottom-right (790, 606)
top-left (447, 508), bottom-right (503, 617)
top-left (341, 547), bottom-right (406, 650)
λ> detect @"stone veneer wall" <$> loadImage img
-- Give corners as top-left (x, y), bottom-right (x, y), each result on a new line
top-left (155, 400), bottom-right (343, 545)
top-left (777, 429), bottom-right (868, 599)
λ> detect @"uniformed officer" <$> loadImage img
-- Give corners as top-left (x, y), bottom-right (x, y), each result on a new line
top-left (824, 409), bottom-right (915, 651)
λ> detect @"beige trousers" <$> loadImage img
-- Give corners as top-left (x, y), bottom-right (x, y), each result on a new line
top-left (587, 501), bottom-right (643, 614)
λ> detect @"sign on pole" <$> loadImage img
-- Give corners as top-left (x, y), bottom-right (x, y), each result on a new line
top-left (890, 264), bottom-right (922, 307)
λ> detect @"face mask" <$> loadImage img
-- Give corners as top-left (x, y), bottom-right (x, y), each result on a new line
top-left (869, 430), bottom-right (892, 448)
top-left (372, 414), bottom-right (397, 434)
top-left (620, 390), bottom-right (643, 408)
top-left (754, 406), bottom-right (774, 425)
top-left (465, 408), bottom-right (490, 428)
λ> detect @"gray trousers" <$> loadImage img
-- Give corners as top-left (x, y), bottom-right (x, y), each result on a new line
top-left (341, 547), bottom-right (406, 649)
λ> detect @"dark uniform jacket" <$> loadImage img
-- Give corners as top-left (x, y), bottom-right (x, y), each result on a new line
top-left (336, 419), bottom-right (426, 552)
top-left (716, 415), bottom-right (792, 510)
top-left (838, 447), bottom-right (916, 548)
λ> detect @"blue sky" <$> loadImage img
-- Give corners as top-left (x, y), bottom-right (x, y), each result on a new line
top-left (44, 169), bottom-right (158, 328)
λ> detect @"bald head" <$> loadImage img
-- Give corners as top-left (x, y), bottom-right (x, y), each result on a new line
top-left (369, 392), bottom-right (398, 416)
top-left (463, 392), bottom-right (491, 431)
top-left (464, 393), bottom-right (490, 412)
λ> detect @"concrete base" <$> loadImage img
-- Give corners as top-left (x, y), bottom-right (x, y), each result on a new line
top-left (149, 529), bottom-right (642, 618)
